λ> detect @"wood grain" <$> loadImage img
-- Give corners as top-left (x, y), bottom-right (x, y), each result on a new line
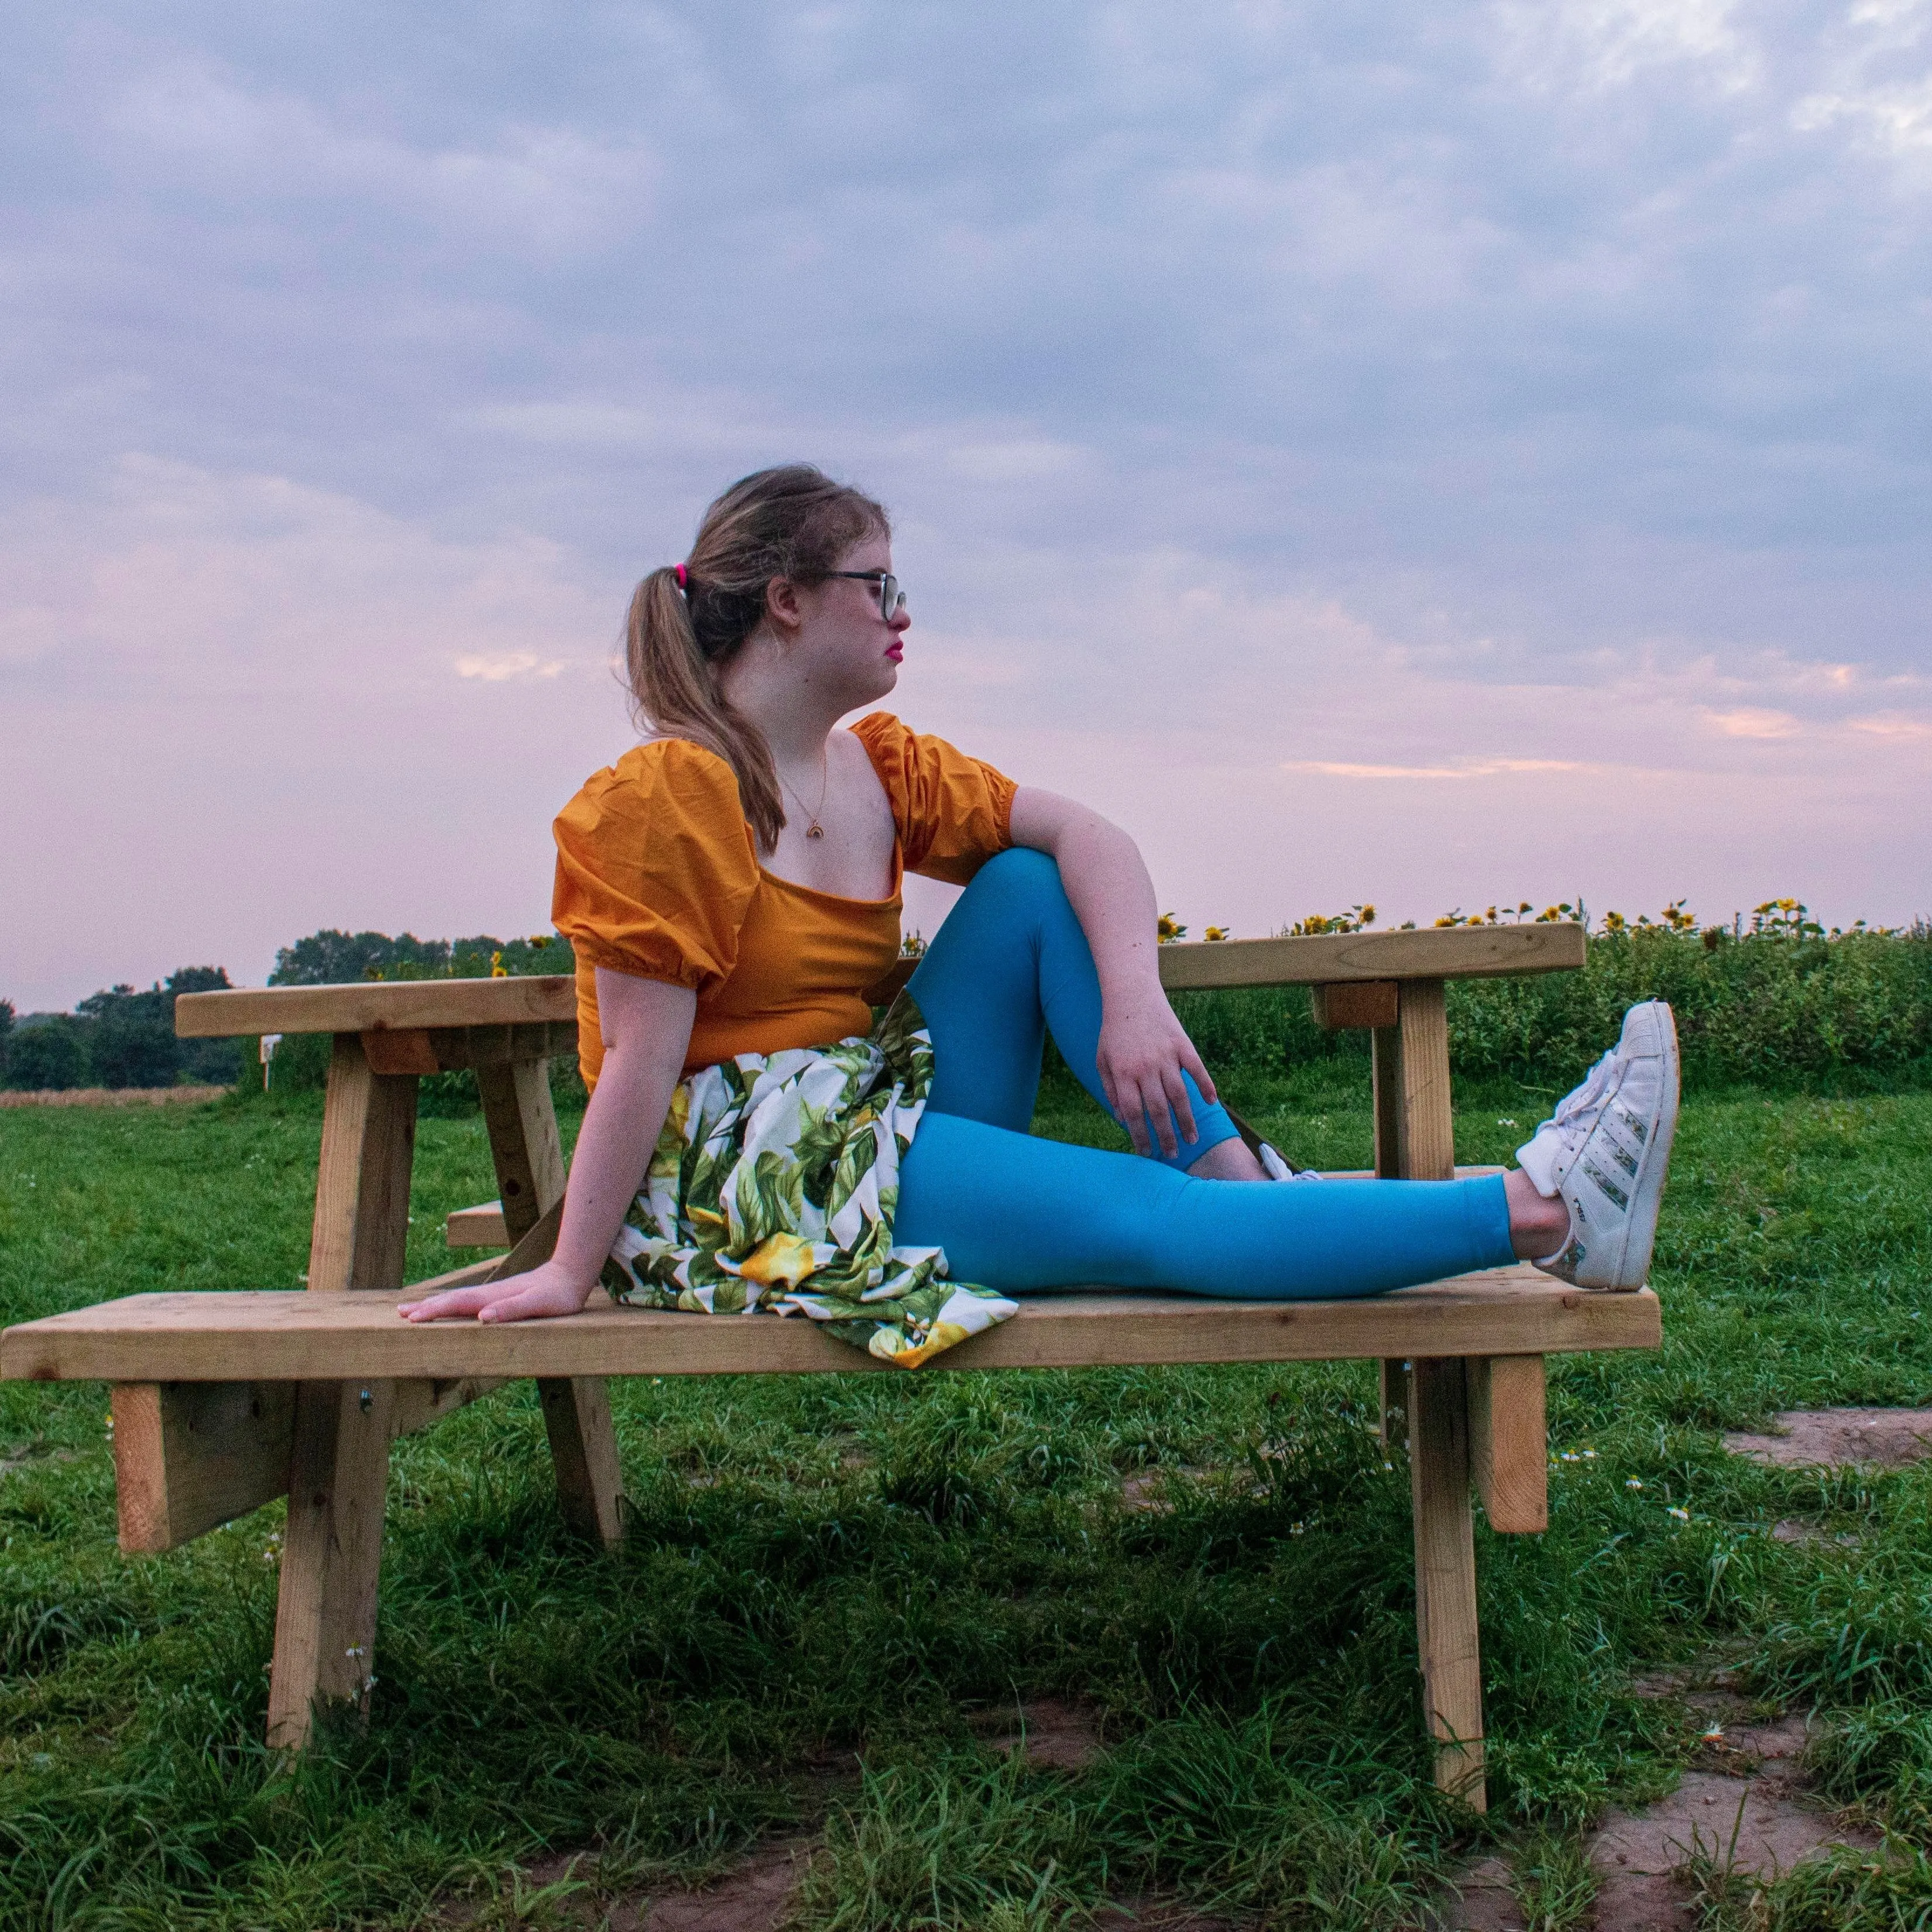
top-left (360, 1029), bottom-right (440, 1076)
top-left (1391, 981), bottom-right (1456, 1181)
top-left (1409, 1356), bottom-right (1486, 1809)
top-left (267, 1378), bottom-right (393, 1750)
top-left (477, 1060), bottom-right (565, 1244)
top-left (476, 1052), bottom-right (624, 1546)
top-left (111, 1380), bottom-right (296, 1553)
top-left (176, 976), bottom-right (576, 1038)
top-left (1309, 981), bottom-right (1399, 1030)
top-left (176, 924), bottom-right (1586, 1042)
top-left (445, 1202), bottom-right (508, 1249)
top-left (1468, 1355), bottom-right (1549, 1534)
top-left (307, 1035), bottom-right (418, 1295)
top-left (4, 1276), bottom-right (1660, 1383)
top-left (540, 1378), bottom-right (625, 1547)
top-left (1155, 922), bottom-right (1584, 991)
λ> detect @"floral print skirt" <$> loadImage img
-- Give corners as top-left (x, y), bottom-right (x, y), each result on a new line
top-left (601, 993), bottom-right (1018, 1366)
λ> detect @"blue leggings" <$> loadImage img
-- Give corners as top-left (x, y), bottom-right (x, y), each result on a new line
top-left (894, 849), bottom-right (1516, 1298)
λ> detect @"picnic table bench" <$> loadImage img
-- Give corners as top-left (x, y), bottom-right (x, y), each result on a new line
top-left (0, 921), bottom-right (1658, 1811)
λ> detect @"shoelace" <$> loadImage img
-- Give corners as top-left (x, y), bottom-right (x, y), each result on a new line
top-left (1544, 1046), bottom-right (1618, 1141)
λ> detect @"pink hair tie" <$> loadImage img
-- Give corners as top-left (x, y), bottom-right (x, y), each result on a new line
top-left (672, 563), bottom-right (689, 591)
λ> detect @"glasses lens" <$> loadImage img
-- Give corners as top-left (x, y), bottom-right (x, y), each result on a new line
top-left (881, 574), bottom-right (902, 620)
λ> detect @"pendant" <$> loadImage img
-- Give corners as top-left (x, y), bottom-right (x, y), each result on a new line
top-left (807, 822), bottom-right (825, 839)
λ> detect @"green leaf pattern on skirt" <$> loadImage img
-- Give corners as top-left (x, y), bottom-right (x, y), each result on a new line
top-left (601, 992), bottom-right (1019, 1365)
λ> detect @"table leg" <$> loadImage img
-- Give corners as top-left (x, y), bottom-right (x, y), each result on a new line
top-left (477, 1057), bottom-right (625, 1547)
top-left (1410, 1357), bottom-right (1486, 1808)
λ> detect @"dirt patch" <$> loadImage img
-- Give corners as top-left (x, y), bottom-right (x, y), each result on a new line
top-left (1432, 1854), bottom-right (1523, 1931)
top-left (0, 1085), bottom-right (230, 1108)
top-left (644, 1842), bottom-right (807, 1931)
top-left (1772, 1518), bottom-right (1862, 1547)
top-left (977, 1696), bottom-right (1105, 1770)
top-left (1101, 1896), bottom-right (1238, 1931)
top-left (438, 1841), bottom-right (809, 1932)
top-left (1724, 1408), bottom-right (1932, 1468)
top-left (1583, 1684), bottom-right (1878, 1927)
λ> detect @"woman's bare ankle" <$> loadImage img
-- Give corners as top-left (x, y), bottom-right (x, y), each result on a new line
top-left (1504, 1166), bottom-right (1569, 1260)
top-left (1186, 1137), bottom-right (1269, 1181)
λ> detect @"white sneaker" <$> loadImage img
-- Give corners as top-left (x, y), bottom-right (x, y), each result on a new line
top-left (1515, 1001), bottom-right (1680, 1291)
top-left (1257, 1140), bottom-right (1322, 1181)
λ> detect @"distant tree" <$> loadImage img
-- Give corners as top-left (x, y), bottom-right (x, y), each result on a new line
top-left (270, 931), bottom-right (451, 986)
top-left (78, 983), bottom-right (177, 1089)
top-left (167, 966), bottom-right (239, 1084)
top-left (0, 998), bottom-right (13, 1084)
top-left (5, 1018), bottom-right (85, 1091)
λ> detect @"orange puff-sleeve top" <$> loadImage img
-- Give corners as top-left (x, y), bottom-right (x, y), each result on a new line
top-left (552, 712), bottom-right (1017, 1087)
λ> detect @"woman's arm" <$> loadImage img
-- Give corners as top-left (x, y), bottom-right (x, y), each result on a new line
top-left (1007, 785), bottom-right (1217, 1158)
top-left (399, 968), bottom-right (696, 1323)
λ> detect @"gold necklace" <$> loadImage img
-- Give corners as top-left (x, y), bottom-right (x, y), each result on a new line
top-left (778, 750), bottom-right (829, 839)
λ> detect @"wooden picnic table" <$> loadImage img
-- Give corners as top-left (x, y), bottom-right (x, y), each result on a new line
top-left (0, 920), bottom-right (1658, 1811)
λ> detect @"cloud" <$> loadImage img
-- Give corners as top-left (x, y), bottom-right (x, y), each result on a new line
top-left (4, 2), bottom-right (1932, 1001)
top-left (1701, 706), bottom-right (1803, 739)
top-left (1284, 758), bottom-right (1587, 778)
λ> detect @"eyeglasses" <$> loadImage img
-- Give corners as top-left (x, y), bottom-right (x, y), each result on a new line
top-left (825, 570), bottom-right (906, 622)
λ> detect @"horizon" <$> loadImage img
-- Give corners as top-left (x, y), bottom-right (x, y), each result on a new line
top-left (6, 3), bottom-right (1930, 1013)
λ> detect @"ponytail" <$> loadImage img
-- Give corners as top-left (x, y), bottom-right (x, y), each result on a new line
top-left (625, 566), bottom-right (785, 852)
top-left (622, 465), bottom-right (888, 854)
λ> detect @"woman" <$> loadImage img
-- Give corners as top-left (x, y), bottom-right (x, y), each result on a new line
top-left (403, 466), bottom-right (1677, 1360)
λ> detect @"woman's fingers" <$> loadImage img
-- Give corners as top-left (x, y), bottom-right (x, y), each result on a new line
top-left (398, 1269), bottom-right (587, 1324)
top-left (1161, 1062), bottom-right (1198, 1152)
top-left (1180, 1039), bottom-right (1217, 1106)
top-left (399, 1285), bottom-right (500, 1322)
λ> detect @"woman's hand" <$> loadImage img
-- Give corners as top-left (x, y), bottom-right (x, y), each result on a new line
top-left (399, 1258), bottom-right (596, 1324)
top-left (396, 970), bottom-right (696, 1330)
top-left (1096, 993), bottom-right (1219, 1159)
top-left (1008, 785), bottom-right (1219, 1161)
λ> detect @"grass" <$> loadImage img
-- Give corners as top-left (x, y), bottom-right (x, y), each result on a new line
top-left (4, 1066), bottom-right (1932, 1928)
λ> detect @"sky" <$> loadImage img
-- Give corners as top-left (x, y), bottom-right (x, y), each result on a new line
top-left (5, 0), bottom-right (1931, 1011)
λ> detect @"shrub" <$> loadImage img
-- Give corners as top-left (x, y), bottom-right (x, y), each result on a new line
top-left (4, 1020), bottom-right (86, 1091)
top-left (1168, 924), bottom-right (1932, 1094)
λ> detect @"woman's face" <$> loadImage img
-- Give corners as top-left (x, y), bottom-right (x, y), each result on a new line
top-left (788, 533), bottom-right (910, 710)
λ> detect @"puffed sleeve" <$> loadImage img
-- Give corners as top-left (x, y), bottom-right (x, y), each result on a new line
top-left (551, 739), bottom-right (759, 992)
top-left (852, 712), bottom-right (1017, 885)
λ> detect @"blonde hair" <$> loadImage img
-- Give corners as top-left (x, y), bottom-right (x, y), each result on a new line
top-left (625, 465), bottom-right (888, 852)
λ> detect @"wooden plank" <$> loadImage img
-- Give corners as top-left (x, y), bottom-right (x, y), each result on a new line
top-left (447, 1202), bottom-right (508, 1248)
top-left (476, 1061), bottom-right (565, 1244)
top-left (1378, 1358), bottom-right (1411, 1455)
top-left (1310, 981), bottom-right (1399, 1030)
top-left (1389, 981), bottom-right (1455, 1182)
top-left (425, 1022), bottom-right (578, 1072)
top-left (1468, 1356), bottom-right (1548, 1534)
top-left (107, 1371), bottom-right (508, 1553)
top-left (308, 1035), bottom-right (418, 1295)
top-left (111, 1380), bottom-right (297, 1553)
top-left (176, 924), bottom-right (1585, 1042)
top-left (540, 1378), bottom-right (625, 1546)
top-left (361, 1029), bottom-right (439, 1076)
top-left (267, 1378), bottom-right (394, 1750)
top-left (476, 1055), bottom-right (623, 1546)
top-left (1157, 922), bottom-right (1584, 992)
top-left (176, 976), bottom-right (576, 1039)
top-left (1372, 1027), bottom-right (1403, 1180)
top-left (1410, 1356), bottom-right (1485, 1809)
top-left (2, 1276), bottom-right (1661, 1383)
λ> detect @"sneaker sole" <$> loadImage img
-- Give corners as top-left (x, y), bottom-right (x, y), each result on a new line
top-left (1595, 1001), bottom-right (1680, 1291)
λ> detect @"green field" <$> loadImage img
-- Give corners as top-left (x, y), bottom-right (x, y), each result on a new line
top-left (5, 1069), bottom-right (1932, 1929)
